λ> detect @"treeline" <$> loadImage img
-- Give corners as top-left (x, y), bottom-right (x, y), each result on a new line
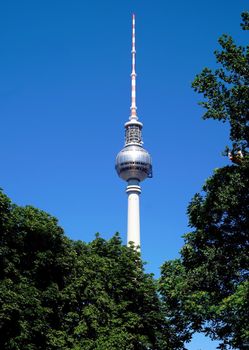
top-left (0, 12), bottom-right (248, 350)
top-left (0, 192), bottom-right (172, 349)
top-left (159, 11), bottom-right (249, 350)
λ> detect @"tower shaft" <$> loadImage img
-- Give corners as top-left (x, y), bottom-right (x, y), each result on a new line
top-left (126, 182), bottom-right (141, 247)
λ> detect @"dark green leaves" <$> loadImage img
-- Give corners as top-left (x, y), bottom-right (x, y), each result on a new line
top-left (160, 12), bottom-right (249, 349)
top-left (0, 190), bottom-right (169, 350)
top-left (241, 12), bottom-right (249, 31)
top-left (192, 13), bottom-right (249, 154)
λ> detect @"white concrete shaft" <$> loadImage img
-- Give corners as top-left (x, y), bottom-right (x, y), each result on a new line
top-left (126, 184), bottom-right (141, 249)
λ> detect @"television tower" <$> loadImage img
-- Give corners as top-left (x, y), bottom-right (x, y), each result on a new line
top-left (115, 14), bottom-right (152, 249)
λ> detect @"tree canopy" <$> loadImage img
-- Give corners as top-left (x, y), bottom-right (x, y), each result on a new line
top-left (192, 12), bottom-right (249, 159)
top-left (160, 12), bottom-right (249, 350)
top-left (0, 189), bottom-right (173, 350)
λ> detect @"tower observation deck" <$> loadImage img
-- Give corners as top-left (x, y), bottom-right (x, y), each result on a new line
top-left (115, 14), bottom-right (152, 249)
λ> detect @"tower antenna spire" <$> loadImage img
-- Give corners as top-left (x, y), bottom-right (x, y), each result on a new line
top-left (130, 13), bottom-right (138, 120)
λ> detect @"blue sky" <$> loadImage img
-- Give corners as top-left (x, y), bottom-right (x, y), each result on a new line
top-left (0, 1), bottom-right (248, 348)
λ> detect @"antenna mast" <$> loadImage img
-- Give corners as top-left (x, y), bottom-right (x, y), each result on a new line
top-left (130, 14), bottom-right (138, 120)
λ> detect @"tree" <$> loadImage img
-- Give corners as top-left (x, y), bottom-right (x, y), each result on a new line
top-left (0, 190), bottom-right (76, 349)
top-left (159, 12), bottom-right (249, 350)
top-left (192, 12), bottom-right (249, 159)
top-left (0, 189), bottom-right (172, 350)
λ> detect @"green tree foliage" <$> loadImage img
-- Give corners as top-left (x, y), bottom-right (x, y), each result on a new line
top-left (192, 12), bottom-right (249, 157)
top-left (0, 190), bottom-right (172, 350)
top-left (159, 12), bottom-right (249, 349)
top-left (160, 161), bottom-right (249, 349)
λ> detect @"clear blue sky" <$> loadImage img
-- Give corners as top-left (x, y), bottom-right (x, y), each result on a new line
top-left (0, 1), bottom-right (247, 349)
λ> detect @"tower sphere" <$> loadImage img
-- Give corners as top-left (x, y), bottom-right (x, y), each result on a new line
top-left (115, 144), bottom-right (152, 182)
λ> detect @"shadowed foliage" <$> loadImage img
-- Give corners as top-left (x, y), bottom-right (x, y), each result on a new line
top-left (160, 12), bottom-right (249, 350)
top-left (0, 189), bottom-right (179, 350)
